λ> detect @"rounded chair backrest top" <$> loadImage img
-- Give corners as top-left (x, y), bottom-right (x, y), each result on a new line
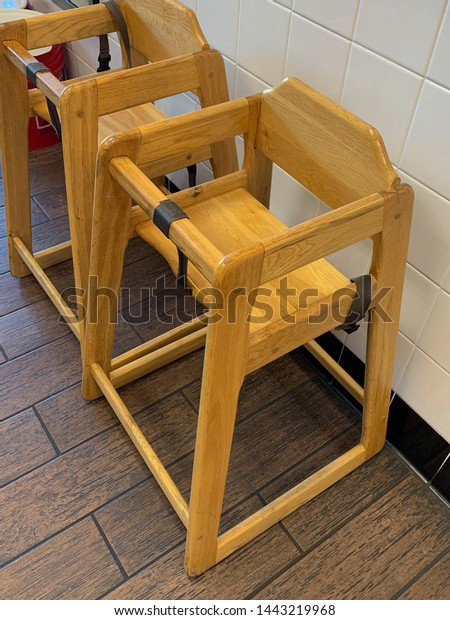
top-left (256, 77), bottom-right (399, 209)
top-left (119, 0), bottom-right (209, 64)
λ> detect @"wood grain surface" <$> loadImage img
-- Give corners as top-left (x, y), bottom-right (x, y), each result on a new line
top-left (105, 497), bottom-right (299, 599)
top-left (0, 409), bottom-right (56, 486)
top-left (0, 146), bottom-right (447, 598)
top-left (0, 519), bottom-right (122, 599)
top-left (257, 477), bottom-right (450, 599)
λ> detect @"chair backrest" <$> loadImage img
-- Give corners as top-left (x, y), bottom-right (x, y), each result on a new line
top-left (119, 0), bottom-right (208, 63)
top-left (255, 78), bottom-right (398, 208)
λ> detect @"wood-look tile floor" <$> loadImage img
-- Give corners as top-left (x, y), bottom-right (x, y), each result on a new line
top-left (1, 146), bottom-right (449, 600)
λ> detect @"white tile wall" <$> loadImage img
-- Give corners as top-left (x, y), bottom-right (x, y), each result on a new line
top-left (276, 0), bottom-right (293, 9)
top-left (419, 290), bottom-right (450, 371)
top-left (398, 348), bottom-right (450, 441)
top-left (198, 0), bottom-right (240, 61)
top-left (270, 166), bottom-right (319, 227)
top-left (286, 15), bottom-right (350, 101)
top-left (292, 0), bottom-right (360, 38)
top-left (65, 0), bottom-right (450, 442)
top-left (355, 0), bottom-right (447, 74)
top-left (238, 0), bottom-right (291, 85)
top-left (345, 325), bottom-right (415, 393)
top-left (399, 266), bottom-right (440, 342)
top-left (399, 171), bottom-right (450, 285)
top-left (326, 239), bottom-right (372, 280)
top-left (179, 0), bottom-right (196, 11)
top-left (235, 66), bottom-right (269, 99)
top-left (428, 4), bottom-right (450, 89)
top-left (443, 268), bottom-right (450, 295)
top-left (341, 46), bottom-right (422, 164)
top-left (401, 80), bottom-right (450, 200)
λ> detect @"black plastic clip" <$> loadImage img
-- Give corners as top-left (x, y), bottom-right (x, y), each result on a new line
top-left (26, 62), bottom-right (62, 140)
top-left (337, 274), bottom-right (373, 334)
top-left (97, 34), bottom-right (112, 73)
top-left (153, 200), bottom-right (191, 291)
top-left (26, 61), bottom-right (50, 85)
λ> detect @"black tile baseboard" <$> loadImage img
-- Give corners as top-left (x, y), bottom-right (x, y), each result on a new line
top-left (299, 332), bottom-right (450, 503)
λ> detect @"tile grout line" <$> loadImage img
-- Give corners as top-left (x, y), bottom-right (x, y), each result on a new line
top-left (233, 0), bottom-right (241, 98)
top-left (0, 454), bottom-right (56, 491)
top-left (281, 6), bottom-right (293, 79)
top-left (30, 195), bottom-right (52, 223)
top-left (100, 484), bottom-right (304, 598)
top-left (0, 479), bottom-right (150, 572)
top-left (392, 282), bottom-right (444, 404)
top-left (91, 514), bottom-right (129, 585)
top-left (0, 343), bottom-right (9, 362)
top-left (338, 0), bottom-right (361, 104)
top-left (397, 0), bottom-right (448, 167)
top-left (245, 554), bottom-right (302, 600)
top-left (255, 423), bottom-right (359, 497)
top-left (297, 476), bottom-right (411, 558)
top-left (286, 7), bottom-right (450, 90)
top-left (99, 539), bottom-right (186, 599)
top-left (1, 330), bottom-right (76, 363)
top-left (246, 474), bottom-right (421, 600)
top-left (1, 341), bottom-right (448, 592)
top-left (428, 450), bottom-right (450, 486)
top-left (32, 405), bottom-right (62, 456)
top-left (256, 491), bottom-right (305, 556)
top-left (0, 379), bottom-right (82, 425)
top-left (391, 543), bottom-right (450, 599)
top-left (1, 385), bottom-right (200, 491)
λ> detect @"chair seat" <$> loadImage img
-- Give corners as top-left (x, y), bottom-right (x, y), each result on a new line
top-left (135, 187), bottom-right (352, 332)
top-left (33, 101), bottom-right (166, 145)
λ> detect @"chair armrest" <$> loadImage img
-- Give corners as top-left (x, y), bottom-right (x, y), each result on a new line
top-left (3, 40), bottom-right (64, 105)
top-left (260, 193), bottom-right (385, 283)
top-left (110, 156), bottom-right (223, 282)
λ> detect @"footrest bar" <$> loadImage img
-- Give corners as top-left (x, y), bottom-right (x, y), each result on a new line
top-left (34, 240), bottom-right (73, 270)
top-left (13, 237), bottom-right (80, 340)
top-left (304, 340), bottom-right (364, 404)
top-left (91, 362), bottom-right (189, 527)
top-left (216, 444), bottom-right (366, 563)
top-left (110, 326), bottom-right (207, 389)
top-left (111, 314), bottom-right (208, 371)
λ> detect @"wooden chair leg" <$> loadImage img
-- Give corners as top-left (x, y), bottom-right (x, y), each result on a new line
top-left (82, 151), bottom-right (137, 400)
top-left (185, 247), bottom-right (264, 576)
top-left (194, 50), bottom-right (238, 178)
top-left (244, 96), bottom-right (273, 208)
top-left (362, 185), bottom-right (413, 458)
top-left (60, 82), bottom-right (99, 346)
top-left (0, 26), bottom-right (32, 277)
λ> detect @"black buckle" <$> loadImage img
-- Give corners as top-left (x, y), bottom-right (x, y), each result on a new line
top-left (26, 61), bottom-right (51, 86)
top-left (153, 199), bottom-right (189, 237)
top-left (26, 61), bottom-right (62, 140)
top-left (337, 274), bottom-right (373, 334)
top-left (153, 200), bottom-right (190, 293)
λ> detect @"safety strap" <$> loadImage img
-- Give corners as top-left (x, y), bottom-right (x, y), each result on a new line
top-left (187, 164), bottom-right (197, 189)
top-left (26, 61), bottom-right (62, 140)
top-left (97, 33), bottom-right (111, 73)
top-left (336, 274), bottom-right (373, 334)
top-left (153, 199), bottom-right (191, 291)
top-left (98, 0), bottom-right (132, 71)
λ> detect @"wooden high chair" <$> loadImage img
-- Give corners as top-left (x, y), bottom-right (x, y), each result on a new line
top-left (82, 78), bottom-right (413, 576)
top-left (0, 0), bottom-right (237, 355)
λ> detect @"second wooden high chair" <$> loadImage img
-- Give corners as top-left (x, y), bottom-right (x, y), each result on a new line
top-left (0, 0), bottom-right (237, 355)
top-left (82, 78), bottom-right (413, 576)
